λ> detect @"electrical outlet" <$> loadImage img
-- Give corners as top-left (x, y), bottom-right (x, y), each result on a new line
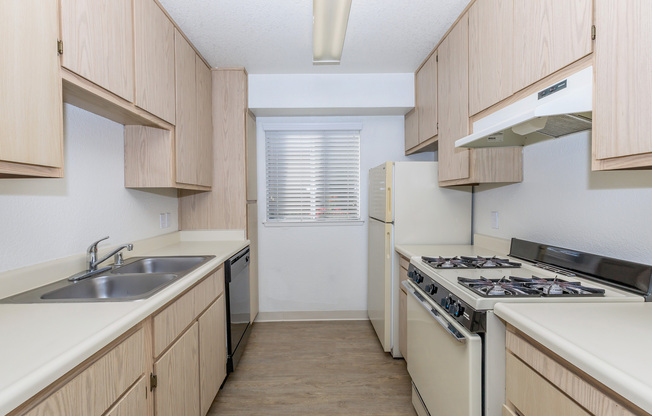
top-left (159, 213), bottom-right (166, 229)
top-left (165, 212), bottom-right (171, 228)
top-left (491, 211), bottom-right (499, 229)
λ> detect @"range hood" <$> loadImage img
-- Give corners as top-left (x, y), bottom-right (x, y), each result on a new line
top-left (456, 66), bottom-right (593, 148)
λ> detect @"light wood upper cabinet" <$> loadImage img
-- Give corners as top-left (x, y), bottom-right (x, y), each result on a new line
top-left (246, 110), bottom-right (258, 201)
top-left (416, 53), bottom-right (438, 143)
top-left (154, 323), bottom-right (200, 416)
top-left (512, 0), bottom-right (593, 93)
top-left (438, 15), bottom-right (471, 183)
top-left (196, 57), bottom-right (214, 187)
top-left (134, 0), bottom-right (176, 124)
top-left (60, 0), bottom-right (134, 102)
top-left (198, 295), bottom-right (226, 415)
top-left (438, 14), bottom-right (523, 187)
top-left (468, 0), bottom-right (513, 115)
top-left (0, 0), bottom-right (63, 178)
top-left (593, 0), bottom-right (652, 170)
top-left (404, 109), bottom-right (418, 152)
top-left (174, 30), bottom-right (200, 186)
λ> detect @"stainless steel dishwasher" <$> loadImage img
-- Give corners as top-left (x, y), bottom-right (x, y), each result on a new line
top-left (225, 247), bottom-right (251, 373)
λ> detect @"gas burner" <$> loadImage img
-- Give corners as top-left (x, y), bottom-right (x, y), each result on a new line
top-left (458, 275), bottom-right (605, 298)
top-left (460, 256), bottom-right (522, 269)
top-left (422, 256), bottom-right (469, 269)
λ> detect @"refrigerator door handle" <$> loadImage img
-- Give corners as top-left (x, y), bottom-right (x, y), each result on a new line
top-left (386, 185), bottom-right (392, 220)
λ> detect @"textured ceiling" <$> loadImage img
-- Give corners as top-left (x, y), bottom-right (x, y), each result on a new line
top-left (157, 0), bottom-right (471, 74)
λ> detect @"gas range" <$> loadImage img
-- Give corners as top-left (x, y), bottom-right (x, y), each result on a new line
top-left (408, 239), bottom-right (650, 332)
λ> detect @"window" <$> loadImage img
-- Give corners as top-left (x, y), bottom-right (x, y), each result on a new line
top-left (265, 127), bottom-right (361, 223)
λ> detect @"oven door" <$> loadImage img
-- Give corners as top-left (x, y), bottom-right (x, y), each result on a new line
top-left (403, 281), bottom-right (482, 416)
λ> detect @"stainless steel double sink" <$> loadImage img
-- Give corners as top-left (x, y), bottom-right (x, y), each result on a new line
top-left (0, 256), bottom-right (214, 303)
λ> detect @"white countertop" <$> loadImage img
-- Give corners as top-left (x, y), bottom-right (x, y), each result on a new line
top-left (495, 302), bottom-right (652, 414)
top-left (0, 234), bottom-right (248, 415)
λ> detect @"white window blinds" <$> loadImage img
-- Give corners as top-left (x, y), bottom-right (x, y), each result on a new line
top-left (265, 129), bottom-right (361, 223)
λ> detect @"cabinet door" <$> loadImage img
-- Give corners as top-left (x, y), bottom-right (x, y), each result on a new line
top-left (198, 296), bottom-right (227, 415)
top-left (134, 0), bottom-right (175, 124)
top-left (0, 0), bottom-right (63, 173)
top-left (104, 376), bottom-right (148, 416)
top-left (438, 15), bottom-right (470, 183)
top-left (469, 0), bottom-right (513, 115)
top-left (416, 53), bottom-right (438, 143)
top-left (174, 30), bottom-right (199, 185)
top-left (196, 56), bottom-right (213, 187)
top-left (246, 111), bottom-right (258, 201)
top-left (404, 109), bottom-right (419, 152)
top-left (593, 0), bottom-right (652, 165)
top-left (60, 0), bottom-right (134, 102)
top-left (399, 288), bottom-right (407, 362)
top-left (513, 0), bottom-right (592, 92)
top-left (247, 203), bottom-right (259, 323)
top-left (154, 322), bottom-right (200, 416)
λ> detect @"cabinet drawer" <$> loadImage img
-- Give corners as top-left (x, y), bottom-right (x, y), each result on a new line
top-left (506, 352), bottom-right (590, 416)
top-left (399, 255), bottom-right (410, 272)
top-left (25, 329), bottom-right (145, 416)
top-left (154, 269), bottom-right (223, 356)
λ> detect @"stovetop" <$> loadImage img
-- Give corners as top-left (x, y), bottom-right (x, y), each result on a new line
top-left (458, 276), bottom-right (606, 297)
top-left (422, 255), bottom-right (521, 269)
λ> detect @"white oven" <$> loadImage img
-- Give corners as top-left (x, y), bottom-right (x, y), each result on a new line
top-left (403, 281), bottom-right (482, 416)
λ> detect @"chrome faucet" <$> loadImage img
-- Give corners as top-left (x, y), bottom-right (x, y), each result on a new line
top-left (69, 236), bottom-right (134, 282)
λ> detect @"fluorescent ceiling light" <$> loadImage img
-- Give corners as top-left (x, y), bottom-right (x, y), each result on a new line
top-left (313, 0), bottom-right (352, 65)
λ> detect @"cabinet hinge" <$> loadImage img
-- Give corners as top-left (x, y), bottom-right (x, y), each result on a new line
top-left (57, 40), bottom-right (63, 55)
top-left (150, 373), bottom-right (158, 391)
top-left (435, 55), bottom-right (438, 63)
top-left (591, 25), bottom-right (596, 40)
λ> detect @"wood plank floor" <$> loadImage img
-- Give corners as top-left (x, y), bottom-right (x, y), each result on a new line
top-left (207, 320), bottom-right (416, 415)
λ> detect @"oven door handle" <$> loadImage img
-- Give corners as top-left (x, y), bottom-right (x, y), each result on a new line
top-left (403, 281), bottom-right (467, 344)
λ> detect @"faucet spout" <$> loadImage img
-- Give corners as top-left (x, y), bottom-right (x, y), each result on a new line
top-left (69, 237), bottom-right (134, 282)
top-left (92, 243), bottom-right (133, 270)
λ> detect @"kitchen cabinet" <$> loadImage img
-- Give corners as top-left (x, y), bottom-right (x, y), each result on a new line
top-left (198, 295), bottom-right (227, 415)
top-left (437, 14), bottom-right (522, 187)
top-left (152, 268), bottom-right (225, 416)
top-left (505, 328), bottom-right (642, 416)
top-left (0, 0), bottom-right (63, 178)
top-left (592, 0), bottom-right (652, 170)
top-left (398, 255), bottom-right (410, 361)
top-left (124, 39), bottom-right (212, 190)
top-left (60, 0), bottom-right (134, 102)
top-left (468, 0), bottom-right (513, 116)
top-left (404, 109), bottom-right (419, 153)
top-left (248, 201), bottom-right (259, 323)
top-left (512, 0), bottom-right (593, 93)
top-left (154, 323), bottom-right (200, 416)
top-left (134, 0), bottom-right (176, 124)
top-left (19, 328), bottom-right (147, 416)
top-left (415, 53), bottom-right (438, 144)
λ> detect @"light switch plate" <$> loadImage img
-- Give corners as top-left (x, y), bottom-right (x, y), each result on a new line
top-left (491, 211), bottom-right (499, 229)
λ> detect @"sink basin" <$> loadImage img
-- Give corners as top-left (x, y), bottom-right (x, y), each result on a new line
top-left (112, 256), bottom-right (209, 274)
top-left (40, 273), bottom-right (178, 301)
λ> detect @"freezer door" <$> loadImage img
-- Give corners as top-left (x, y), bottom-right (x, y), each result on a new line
top-left (367, 218), bottom-right (393, 352)
top-left (369, 162), bottom-right (393, 222)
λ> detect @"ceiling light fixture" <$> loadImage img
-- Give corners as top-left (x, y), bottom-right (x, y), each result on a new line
top-left (312, 0), bottom-right (352, 65)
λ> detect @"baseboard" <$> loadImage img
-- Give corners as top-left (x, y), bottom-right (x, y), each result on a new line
top-left (255, 310), bottom-right (368, 322)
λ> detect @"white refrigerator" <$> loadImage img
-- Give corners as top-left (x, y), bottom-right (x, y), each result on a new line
top-left (367, 162), bottom-right (472, 357)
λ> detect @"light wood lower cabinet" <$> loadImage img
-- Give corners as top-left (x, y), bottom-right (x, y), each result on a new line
top-left (398, 255), bottom-right (409, 361)
top-left (505, 328), bottom-right (644, 416)
top-left (21, 328), bottom-right (147, 416)
top-left (105, 376), bottom-right (149, 416)
top-left (155, 323), bottom-right (200, 416)
top-left (1, 0), bottom-right (63, 178)
top-left (199, 295), bottom-right (227, 415)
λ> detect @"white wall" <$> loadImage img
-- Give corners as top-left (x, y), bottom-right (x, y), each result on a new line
top-left (474, 131), bottom-right (652, 264)
top-left (256, 116), bottom-right (433, 315)
top-left (0, 104), bottom-right (179, 273)
top-left (248, 73), bottom-right (414, 116)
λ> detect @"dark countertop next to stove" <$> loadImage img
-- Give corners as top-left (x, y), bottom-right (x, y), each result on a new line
top-left (495, 302), bottom-right (652, 414)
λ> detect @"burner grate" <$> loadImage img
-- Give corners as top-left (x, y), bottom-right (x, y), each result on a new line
top-left (422, 255), bottom-right (521, 269)
top-left (458, 275), bottom-right (606, 298)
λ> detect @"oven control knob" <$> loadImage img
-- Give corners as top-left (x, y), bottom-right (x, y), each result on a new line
top-left (444, 296), bottom-right (454, 310)
top-left (415, 273), bottom-right (424, 284)
top-left (453, 303), bottom-right (465, 318)
top-left (424, 284), bottom-right (437, 295)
